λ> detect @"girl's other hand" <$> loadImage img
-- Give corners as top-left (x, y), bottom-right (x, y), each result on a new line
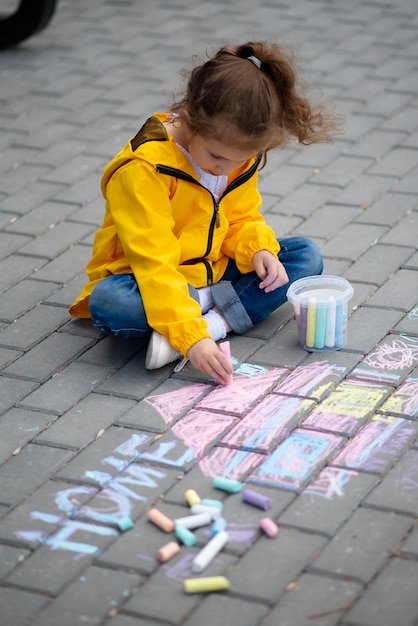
top-left (187, 338), bottom-right (233, 385)
top-left (252, 250), bottom-right (289, 293)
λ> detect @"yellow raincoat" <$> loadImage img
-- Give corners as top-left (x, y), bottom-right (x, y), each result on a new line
top-left (69, 113), bottom-right (280, 355)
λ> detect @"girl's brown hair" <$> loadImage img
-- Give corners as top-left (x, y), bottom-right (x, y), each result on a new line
top-left (171, 41), bottom-right (339, 164)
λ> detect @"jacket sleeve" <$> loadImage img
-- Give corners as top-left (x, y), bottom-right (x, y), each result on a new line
top-left (105, 159), bottom-right (211, 355)
top-left (221, 170), bottom-right (280, 273)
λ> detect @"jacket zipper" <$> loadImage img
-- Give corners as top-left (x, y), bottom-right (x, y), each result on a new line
top-left (156, 157), bottom-right (261, 284)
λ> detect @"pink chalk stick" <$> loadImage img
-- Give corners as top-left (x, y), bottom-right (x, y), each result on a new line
top-left (219, 341), bottom-right (233, 385)
top-left (259, 517), bottom-right (279, 538)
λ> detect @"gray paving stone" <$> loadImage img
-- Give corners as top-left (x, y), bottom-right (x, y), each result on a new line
top-left (4, 201), bottom-right (80, 237)
top-left (0, 544), bottom-right (30, 580)
top-left (35, 393), bottom-right (136, 449)
top-left (0, 407), bottom-right (54, 464)
top-left (0, 587), bottom-right (48, 626)
top-left (3, 332), bottom-right (96, 382)
top-left (30, 243), bottom-right (92, 284)
top-left (30, 565), bottom-right (143, 626)
top-left (0, 279), bottom-right (57, 323)
top-left (279, 469), bottom-right (378, 535)
top-left (0, 305), bottom-right (71, 351)
top-left (0, 254), bottom-right (46, 293)
top-left (0, 346), bottom-right (21, 369)
top-left (310, 508), bottom-right (413, 582)
top-left (365, 269), bottom-right (418, 310)
top-left (273, 183), bottom-right (339, 218)
top-left (182, 594), bottom-right (269, 626)
top-left (319, 223), bottom-right (389, 261)
top-left (259, 573), bottom-right (361, 626)
top-left (343, 244), bottom-right (415, 285)
top-left (343, 558), bottom-right (418, 626)
top-left (0, 232), bottom-right (31, 261)
top-left (0, 443), bottom-right (74, 507)
top-left (0, 376), bottom-right (38, 415)
top-left (227, 527), bottom-right (326, 604)
top-left (18, 362), bottom-right (114, 415)
top-left (344, 307), bottom-right (404, 354)
top-left (312, 155), bottom-right (374, 187)
top-left (0, 180), bottom-right (67, 216)
top-left (77, 334), bottom-right (145, 368)
top-left (380, 210), bottom-right (418, 247)
top-left (19, 221), bottom-right (94, 259)
top-left (330, 174), bottom-right (394, 208)
top-left (363, 448), bottom-right (418, 516)
top-left (400, 522), bottom-right (418, 557)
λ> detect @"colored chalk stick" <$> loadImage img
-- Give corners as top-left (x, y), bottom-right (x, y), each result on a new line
top-left (174, 512), bottom-right (212, 529)
top-left (146, 508), bottom-right (175, 533)
top-left (259, 517), bottom-right (279, 538)
top-left (219, 341), bottom-right (233, 384)
top-left (200, 498), bottom-right (223, 511)
top-left (297, 304), bottom-right (307, 347)
top-left (157, 541), bottom-right (180, 563)
top-left (325, 296), bottom-right (336, 348)
top-left (314, 301), bottom-right (327, 349)
top-left (211, 516), bottom-right (227, 537)
top-left (184, 576), bottom-right (230, 594)
top-left (305, 297), bottom-right (317, 348)
top-left (334, 302), bottom-right (345, 348)
top-left (117, 516), bottom-right (134, 532)
top-left (175, 524), bottom-right (197, 547)
top-left (242, 489), bottom-right (271, 510)
top-left (213, 476), bottom-right (243, 493)
top-left (192, 530), bottom-right (229, 573)
top-left (190, 504), bottom-right (221, 519)
top-left (184, 488), bottom-right (201, 507)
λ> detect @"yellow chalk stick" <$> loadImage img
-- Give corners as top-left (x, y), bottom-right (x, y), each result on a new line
top-left (184, 576), bottom-right (230, 594)
top-left (184, 488), bottom-right (201, 507)
top-left (305, 297), bottom-right (317, 348)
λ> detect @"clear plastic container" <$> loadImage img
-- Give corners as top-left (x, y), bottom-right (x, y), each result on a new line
top-left (287, 275), bottom-right (353, 352)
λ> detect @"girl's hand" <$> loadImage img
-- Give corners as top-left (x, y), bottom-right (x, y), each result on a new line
top-left (252, 250), bottom-right (289, 293)
top-left (187, 338), bottom-right (233, 385)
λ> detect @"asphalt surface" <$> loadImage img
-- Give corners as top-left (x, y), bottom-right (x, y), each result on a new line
top-left (0, 1), bottom-right (418, 625)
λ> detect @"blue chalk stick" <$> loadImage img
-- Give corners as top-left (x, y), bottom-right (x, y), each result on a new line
top-left (334, 302), bottom-right (345, 348)
top-left (213, 477), bottom-right (243, 493)
top-left (175, 524), bottom-right (197, 547)
top-left (314, 301), bottom-right (327, 349)
top-left (211, 517), bottom-right (227, 537)
top-left (117, 516), bottom-right (135, 532)
top-left (200, 498), bottom-right (223, 511)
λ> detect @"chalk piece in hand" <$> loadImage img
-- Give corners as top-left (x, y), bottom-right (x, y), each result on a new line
top-left (184, 576), bottom-right (230, 594)
top-left (157, 541), bottom-right (180, 563)
top-left (184, 488), bottom-right (201, 507)
top-left (213, 476), bottom-right (243, 493)
top-left (147, 508), bottom-right (175, 533)
top-left (259, 517), bottom-right (279, 538)
top-left (242, 488), bottom-right (271, 510)
top-left (219, 341), bottom-right (233, 384)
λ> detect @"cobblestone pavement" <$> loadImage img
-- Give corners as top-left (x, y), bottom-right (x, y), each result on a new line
top-left (1, 0), bottom-right (418, 625)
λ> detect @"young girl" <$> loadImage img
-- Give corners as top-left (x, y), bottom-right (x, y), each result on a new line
top-left (69, 41), bottom-right (336, 385)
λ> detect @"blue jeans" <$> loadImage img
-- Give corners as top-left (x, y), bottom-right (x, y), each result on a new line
top-left (89, 237), bottom-right (323, 339)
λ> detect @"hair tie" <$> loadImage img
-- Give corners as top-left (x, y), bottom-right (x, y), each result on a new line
top-left (247, 55), bottom-right (262, 69)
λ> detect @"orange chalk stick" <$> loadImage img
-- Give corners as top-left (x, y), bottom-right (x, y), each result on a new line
top-left (157, 541), bottom-right (180, 563)
top-left (146, 508), bottom-right (175, 533)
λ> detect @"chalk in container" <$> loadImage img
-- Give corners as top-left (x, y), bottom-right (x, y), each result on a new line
top-left (287, 276), bottom-right (353, 352)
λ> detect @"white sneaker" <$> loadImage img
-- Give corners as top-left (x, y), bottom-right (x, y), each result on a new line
top-left (145, 331), bottom-right (182, 370)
